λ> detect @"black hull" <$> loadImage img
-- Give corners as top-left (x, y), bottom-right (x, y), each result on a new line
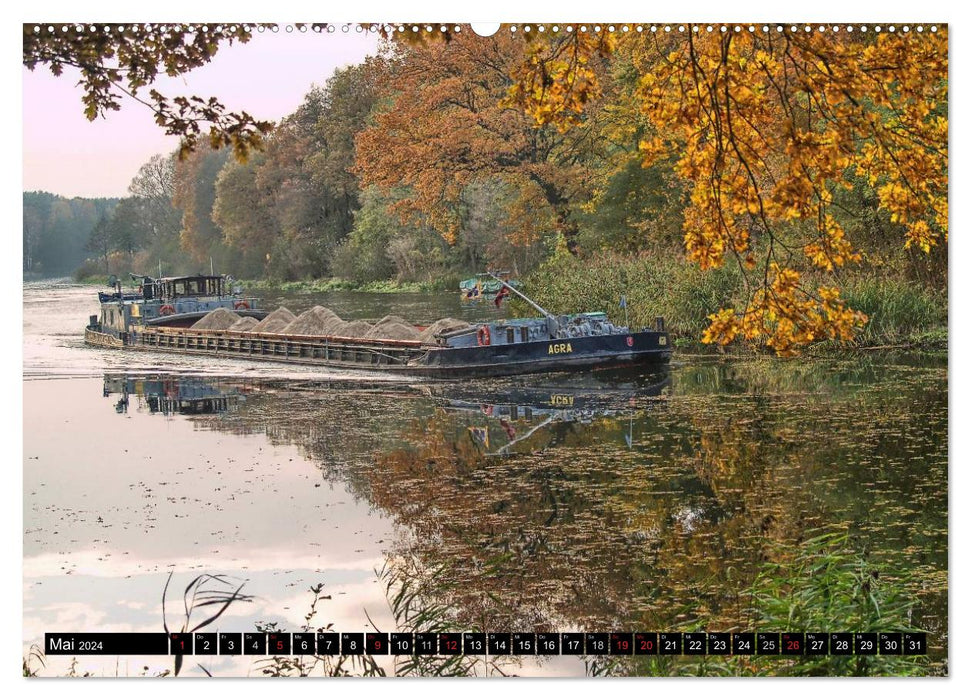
top-left (413, 331), bottom-right (670, 378)
top-left (85, 326), bottom-right (670, 379)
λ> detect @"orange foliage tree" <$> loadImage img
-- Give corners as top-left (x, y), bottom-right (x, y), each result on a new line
top-left (354, 31), bottom-right (609, 254)
top-left (508, 26), bottom-right (948, 354)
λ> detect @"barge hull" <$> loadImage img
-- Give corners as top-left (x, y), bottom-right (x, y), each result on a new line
top-left (88, 325), bottom-right (670, 378)
top-left (84, 327), bottom-right (125, 349)
top-left (419, 330), bottom-right (671, 378)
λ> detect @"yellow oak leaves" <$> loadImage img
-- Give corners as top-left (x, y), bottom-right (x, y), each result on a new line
top-left (638, 29), bottom-right (946, 352)
top-left (702, 265), bottom-right (868, 356)
top-left (508, 26), bottom-right (948, 354)
top-left (504, 30), bottom-right (615, 131)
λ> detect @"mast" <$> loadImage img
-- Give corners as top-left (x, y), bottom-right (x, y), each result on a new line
top-left (486, 272), bottom-right (557, 325)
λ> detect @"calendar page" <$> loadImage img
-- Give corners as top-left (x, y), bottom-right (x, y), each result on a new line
top-left (21, 13), bottom-right (948, 681)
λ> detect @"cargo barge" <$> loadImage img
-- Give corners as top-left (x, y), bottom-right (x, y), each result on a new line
top-left (85, 273), bottom-right (671, 378)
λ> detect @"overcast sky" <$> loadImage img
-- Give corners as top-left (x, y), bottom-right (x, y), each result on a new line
top-left (22, 29), bottom-right (380, 199)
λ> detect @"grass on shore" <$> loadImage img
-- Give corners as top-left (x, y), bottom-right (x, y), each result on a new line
top-left (521, 252), bottom-right (947, 354)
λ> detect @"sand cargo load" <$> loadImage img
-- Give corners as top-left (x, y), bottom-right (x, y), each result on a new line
top-left (85, 273), bottom-right (671, 378)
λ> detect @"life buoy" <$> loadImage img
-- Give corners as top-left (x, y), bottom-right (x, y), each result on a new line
top-left (234, 300), bottom-right (250, 310)
top-left (159, 304), bottom-right (176, 316)
top-left (477, 326), bottom-right (491, 346)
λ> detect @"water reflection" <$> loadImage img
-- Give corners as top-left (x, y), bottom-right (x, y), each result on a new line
top-left (25, 283), bottom-right (946, 676)
top-left (32, 357), bottom-right (946, 676)
top-left (99, 367), bottom-right (673, 458)
top-left (104, 375), bottom-right (250, 416)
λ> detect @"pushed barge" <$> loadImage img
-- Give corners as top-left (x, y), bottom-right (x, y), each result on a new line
top-left (85, 273), bottom-right (671, 378)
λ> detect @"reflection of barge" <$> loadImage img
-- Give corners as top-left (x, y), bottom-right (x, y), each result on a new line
top-left (86, 273), bottom-right (671, 378)
top-left (103, 374), bottom-right (246, 415)
top-left (438, 372), bottom-right (670, 455)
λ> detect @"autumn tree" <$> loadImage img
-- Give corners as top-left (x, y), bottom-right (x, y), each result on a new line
top-left (508, 26), bottom-right (948, 354)
top-left (354, 31), bottom-right (609, 263)
top-left (172, 142), bottom-right (231, 268)
top-left (23, 23), bottom-right (273, 157)
top-left (211, 62), bottom-right (383, 279)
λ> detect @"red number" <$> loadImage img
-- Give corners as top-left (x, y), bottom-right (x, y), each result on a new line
top-left (374, 640), bottom-right (382, 650)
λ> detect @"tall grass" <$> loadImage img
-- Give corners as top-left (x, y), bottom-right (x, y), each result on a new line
top-left (162, 572), bottom-right (255, 677)
top-left (523, 252), bottom-right (947, 352)
top-left (521, 250), bottom-right (744, 341)
top-left (839, 277), bottom-right (947, 348)
top-left (597, 529), bottom-right (935, 677)
top-left (739, 530), bottom-right (932, 676)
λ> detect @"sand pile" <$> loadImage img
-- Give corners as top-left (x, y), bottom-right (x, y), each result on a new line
top-left (334, 320), bottom-right (374, 337)
top-left (192, 307), bottom-right (241, 331)
top-left (419, 317), bottom-right (471, 344)
top-left (229, 316), bottom-right (259, 332)
top-left (251, 307), bottom-right (296, 333)
top-left (282, 306), bottom-right (344, 336)
top-left (364, 319), bottom-right (421, 341)
top-left (373, 314), bottom-right (410, 327)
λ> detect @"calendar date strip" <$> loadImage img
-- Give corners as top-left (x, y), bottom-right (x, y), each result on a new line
top-left (44, 631), bottom-right (928, 656)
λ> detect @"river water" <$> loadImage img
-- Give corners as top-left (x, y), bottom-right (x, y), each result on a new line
top-left (22, 281), bottom-right (948, 676)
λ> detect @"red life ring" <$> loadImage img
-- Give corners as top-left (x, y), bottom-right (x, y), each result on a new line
top-left (234, 300), bottom-right (250, 310)
top-left (477, 326), bottom-right (491, 346)
top-left (159, 304), bottom-right (176, 316)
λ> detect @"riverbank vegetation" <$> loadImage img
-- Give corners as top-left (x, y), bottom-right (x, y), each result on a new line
top-left (29, 26), bottom-right (946, 354)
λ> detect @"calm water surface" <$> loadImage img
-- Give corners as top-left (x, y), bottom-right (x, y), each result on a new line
top-left (22, 282), bottom-right (947, 676)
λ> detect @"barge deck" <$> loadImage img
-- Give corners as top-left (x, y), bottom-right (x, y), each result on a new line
top-left (115, 325), bottom-right (670, 378)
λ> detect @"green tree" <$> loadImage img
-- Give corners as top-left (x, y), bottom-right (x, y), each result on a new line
top-left (108, 197), bottom-right (149, 263)
top-left (332, 187), bottom-right (398, 283)
top-left (24, 192), bottom-right (117, 277)
top-left (128, 154), bottom-right (181, 241)
top-left (212, 154), bottom-right (275, 277)
top-left (86, 213), bottom-right (113, 274)
top-left (172, 142), bottom-right (231, 269)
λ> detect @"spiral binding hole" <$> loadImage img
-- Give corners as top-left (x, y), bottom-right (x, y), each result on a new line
top-left (25, 23), bottom-right (945, 37)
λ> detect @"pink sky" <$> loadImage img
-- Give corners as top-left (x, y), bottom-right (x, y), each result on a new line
top-left (22, 29), bottom-right (380, 198)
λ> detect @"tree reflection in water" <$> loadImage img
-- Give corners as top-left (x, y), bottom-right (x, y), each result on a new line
top-left (102, 355), bottom-right (946, 676)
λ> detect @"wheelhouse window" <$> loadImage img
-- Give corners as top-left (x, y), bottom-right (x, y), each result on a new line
top-left (159, 277), bottom-right (223, 299)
